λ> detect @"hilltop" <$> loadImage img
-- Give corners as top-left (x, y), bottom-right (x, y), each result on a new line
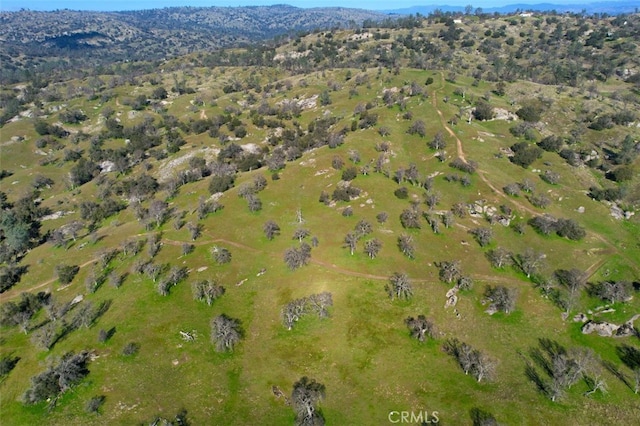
top-left (1, 9), bottom-right (639, 425)
top-left (0, 5), bottom-right (384, 83)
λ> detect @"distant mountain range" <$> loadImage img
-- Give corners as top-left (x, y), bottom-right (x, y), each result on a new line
top-left (384, 1), bottom-right (639, 15)
top-left (0, 5), bottom-right (384, 82)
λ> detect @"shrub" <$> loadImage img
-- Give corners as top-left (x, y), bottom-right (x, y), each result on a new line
top-left (56, 264), bottom-right (80, 285)
top-left (516, 104), bottom-right (542, 122)
top-left (394, 187), bottom-right (409, 199)
top-left (538, 135), bottom-right (563, 152)
top-left (122, 342), bottom-right (140, 356)
top-left (208, 175), bottom-right (235, 194)
top-left (473, 100), bottom-right (494, 121)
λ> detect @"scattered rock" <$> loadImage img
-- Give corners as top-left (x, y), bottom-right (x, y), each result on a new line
top-left (485, 305), bottom-right (498, 316)
top-left (444, 286), bottom-right (458, 308)
top-left (100, 160), bottom-right (115, 173)
top-left (492, 108), bottom-right (517, 121)
top-left (615, 322), bottom-right (636, 337)
top-left (573, 313), bottom-right (588, 323)
top-left (581, 314), bottom-right (639, 338)
top-left (577, 206), bottom-right (585, 213)
top-left (241, 143), bottom-right (260, 154)
top-left (41, 210), bottom-right (73, 221)
top-left (581, 321), bottom-right (618, 337)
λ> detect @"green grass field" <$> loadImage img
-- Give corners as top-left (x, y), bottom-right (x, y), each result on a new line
top-left (1, 56), bottom-right (639, 425)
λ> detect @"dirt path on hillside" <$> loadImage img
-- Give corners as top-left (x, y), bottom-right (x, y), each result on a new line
top-left (0, 257), bottom-right (99, 303)
top-left (3, 79), bottom-right (636, 301)
top-left (430, 73), bottom-right (638, 276)
top-left (3, 216), bottom-right (594, 303)
top-left (432, 72), bottom-right (538, 216)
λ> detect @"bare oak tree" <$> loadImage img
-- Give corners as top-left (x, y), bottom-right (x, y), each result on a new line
top-left (192, 280), bottom-right (225, 305)
top-left (291, 377), bottom-right (326, 426)
top-left (386, 272), bottom-right (413, 300)
top-left (263, 220), bottom-right (281, 240)
top-left (405, 315), bottom-right (437, 342)
top-left (211, 314), bottom-right (243, 352)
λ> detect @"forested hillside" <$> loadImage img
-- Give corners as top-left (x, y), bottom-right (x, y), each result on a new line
top-left (1, 9), bottom-right (639, 425)
top-left (0, 5), bottom-right (384, 84)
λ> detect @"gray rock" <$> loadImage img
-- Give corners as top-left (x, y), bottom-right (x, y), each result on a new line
top-left (573, 313), bottom-right (588, 323)
top-left (581, 321), bottom-right (618, 337)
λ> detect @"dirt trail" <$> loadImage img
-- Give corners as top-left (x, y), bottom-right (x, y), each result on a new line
top-left (430, 73), bottom-right (638, 274)
top-left (432, 72), bottom-right (538, 216)
top-left (0, 257), bottom-right (99, 303)
top-left (3, 79), bottom-right (635, 300)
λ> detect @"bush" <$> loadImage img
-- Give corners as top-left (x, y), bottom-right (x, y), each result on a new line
top-left (589, 115), bottom-right (614, 130)
top-left (122, 342), bottom-right (140, 356)
top-left (86, 395), bottom-right (106, 414)
top-left (510, 142), bottom-right (543, 168)
top-left (608, 166), bottom-right (634, 182)
top-left (60, 109), bottom-right (87, 124)
top-left (516, 104), bottom-right (542, 122)
top-left (473, 100), bottom-right (494, 121)
top-left (208, 175), bottom-right (235, 194)
top-left (394, 187), bottom-right (409, 199)
top-left (540, 170), bottom-right (560, 185)
top-left (56, 264), bottom-right (80, 285)
top-left (556, 218), bottom-right (586, 241)
top-left (341, 167), bottom-right (358, 181)
top-left (538, 135), bottom-right (563, 152)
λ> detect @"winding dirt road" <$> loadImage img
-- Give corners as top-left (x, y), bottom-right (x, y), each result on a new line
top-left (2, 74), bottom-right (635, 302)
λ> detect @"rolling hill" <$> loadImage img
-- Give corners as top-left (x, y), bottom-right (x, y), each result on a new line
top-left (1, 9), bottom-right (639, 425)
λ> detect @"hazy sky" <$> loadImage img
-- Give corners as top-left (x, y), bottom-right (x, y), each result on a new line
top-left (1, 0), bottom-right (593, 12)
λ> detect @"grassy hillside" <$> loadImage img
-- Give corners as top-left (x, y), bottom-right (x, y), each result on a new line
top-left (1, 12), bottom-right (639, 425)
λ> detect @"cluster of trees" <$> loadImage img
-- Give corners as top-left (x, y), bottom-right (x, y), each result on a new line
top-left (405, 315), bottom-right (437, 342)
top-left (343, 219), bottom-right (380, 258)
top-left (31, 299), bottom-right (110, 351)
top-left (510, 141), bottom-right (544, 168)
top-left (483, 285), bottom-right (517, 314)
top-left (436, 260), bottom-right (473, 290)
top-left (525, 339), bottom-right (607, 402)
top-left (0, 292), bottom-right (49, 333)
top-left (443, 338), bottom-right (495, 382)
top-left (281, 292), bottom-right (333, 330)
top-left (79, 198), bottom-right (126, 225)
top-left (284, 243), bottom-right (312, 270)
top-left (23, 351), bottom-right (90, 405)
top-left (386, 272), bottom-right (413, 300)
top-left (192, 280), bottom-right (225, 305)
top-left (528, 214), bottom-right (586, 240)
top-left (0, 289), bottom-right (110, 353)
top-left (0, 192), bottom-right (47, 273)
top-left (589, 280), bottom-right (632, 303)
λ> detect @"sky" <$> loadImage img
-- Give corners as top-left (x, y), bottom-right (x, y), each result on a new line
top-left (0, 0), bottom-right (594, 12)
